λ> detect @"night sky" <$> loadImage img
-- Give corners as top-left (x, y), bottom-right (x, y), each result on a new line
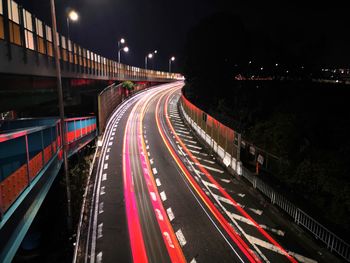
top-left (15, 0), bottom-right (350, 72)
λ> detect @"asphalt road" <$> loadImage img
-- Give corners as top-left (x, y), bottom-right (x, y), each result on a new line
top-left (82, 82), bottom-right (335, 263)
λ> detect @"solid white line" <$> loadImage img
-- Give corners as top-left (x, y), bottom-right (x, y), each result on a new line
top-left (160, 191), bottom-right (167, 201)
top-left (152, 167), bottom-right (158, 175)
top-left (175, 229), bottom-right (187, 247)
top-left (156, 178), bottom-right (161, 186)
top-left (166, 207), bottom-right (175, 222)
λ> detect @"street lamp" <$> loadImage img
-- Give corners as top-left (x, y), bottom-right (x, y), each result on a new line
top-left (145, 53), bottom-right (153, 70)
top-left (117, 38), bottom-right (126, 62)
top-left (50, 0), bottom-right (72, 231)
top-left (66, 10), bottom-right (79, 41)
top-left (169, 56), bottom-right (175, 73)
top-left (118, 46), bottom-right (129, 63)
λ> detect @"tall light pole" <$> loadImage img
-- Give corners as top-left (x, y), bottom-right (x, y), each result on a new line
top-left (145, 53), bottom-right (153, 70)
top-left (50, 0), bottom-right (72, 231)
top-left (118, 46), bottom-right (129, 63)
top-left (117, 38), bottom-right (126, 63)
top-left (169, 56), bottom-right (175, 73)
top-left (66, 10), bottom-right (79, 41)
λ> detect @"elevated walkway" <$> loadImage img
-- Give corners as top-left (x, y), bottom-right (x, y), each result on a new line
top-left (0, 116), bottom-right (97, 262)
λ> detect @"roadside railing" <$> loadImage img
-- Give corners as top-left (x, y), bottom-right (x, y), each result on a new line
top-left (179, 94), bottom-right (350, 262)
top-left (0, 116), bottom-right (97, 219)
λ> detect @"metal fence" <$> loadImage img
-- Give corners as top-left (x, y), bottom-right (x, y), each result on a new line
top-left (180, 94), bottom-right (350, 262)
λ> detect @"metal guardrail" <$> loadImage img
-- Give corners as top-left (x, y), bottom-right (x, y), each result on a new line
top-left (180, 95), bottom-right (350, 262)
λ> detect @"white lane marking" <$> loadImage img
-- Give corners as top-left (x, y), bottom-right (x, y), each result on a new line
top-left (238, 193), bottom-right (245, 198)
top-left (112, 128), bottom-right (116, 131)
top-left (96, 252), bottom-right (103, 263)
top-left (288, 251), bottom-right (318, 263)
top-left (196, 157), bottom-right (215, 164)
top-left (175, 229), bottom-right (187, 247)
top-left (190, 258), bottom-right (197, 263)
top-left (102, 173), bottom-right (107, 181)
top-left (160, 191), bottom-right (167, 201)
top-left (107, 148), bottom-right (111, 153)
top-left (212, 193), bottom-right (234, 206)
top-left (100, 186), bottom-right (105, 195)
top-left (99, 202), bottom-right (104, 214)
top-left (146, 145), bottom-right (150, 149)
top-left (156, 178), bottom-right (161, 186)
top-left (188, 149), bottom-right (208, 156)
top-left (108, 142), bottom-right (113, 146)
top-left (186, 144), bottom-right (202, 150)
top-left (193, 162), bottom-right (224, 173)
top-left (182, 138), bottom-right (197, 144)
top-left (220, 178), bottom-right (231, 183)
top-left (177, 133), bottom-right (193, 139)
top-left (166, 207), bottom-right (175, 222)
top-left (202, 180), bottom-right (219, 189)
top-left (150, 158), bottom-right (154, 165)
top-left (97, 223), bottom-right (103, 239)
top-left (155, 208), bottom-right (164, 221)
top-left (152, 167), bottom-right (158, 175)
top-left (249, 208), bottom-right (263, 216)
top-left (150, 192), bottom-right (157, 201)
top-left (145, 140), bottom-right (148, 143)
top-left (103, 163), bottom-right (108, 170)
top-left (105, 155), bottom-right (109, 160)
top-left (174, 126), bottom-right (189, 131)
top-left (112, 132), bottom-right (115, 135)
top-left (174, 123), bottom-right (185, 127)
top-left (163, 232), bottom-right (175, 248)
top-left (176, 129), bottom-right (190, 135)
top-left (97, 140), bottom-right (103, 147)
top-left (148, 152), bottom-right (150, 156)
top-left (110, 137), bottom-right (114, 140)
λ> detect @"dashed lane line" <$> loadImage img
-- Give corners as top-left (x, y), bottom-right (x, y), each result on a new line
top-left (156, 178), bottom-right (161, 186)
top-left (160, 191), bottom-right (167, 201)
top-left (166, 207), bottom-right (175, 222)
top-left (175, 229), bottom-right (187, 247)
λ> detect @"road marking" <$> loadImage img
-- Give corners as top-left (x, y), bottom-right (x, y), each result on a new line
top-left (108, 142), bottom-right (113, 146)
top-left (249, 208), bottom-right (263, 216)
top-left (150, 192), bottom-right (157, 201)
top-left (175, 126), bottom-right (189, 131)
top-left (146, 145), bottom-right (149, 149)
top-left (176, 129), bottom-right (190, 135)
top-left (102, 173), bottom-right (107, 181)
top-left (155, 208), bottom-right (164, 221)
top-left (100, 186), bottom-right (105, 195)
top-left (174, 123), bottom-right (185, 127)
top-left (96, 252), bottom-right (102, 263)
top-left (163, 232), bottom-right (175, 248)
top-left (190, 258), bottom-right (197, 263)
top-left (160, 191), bottom-right (167, 201)
top-left (110, 137), bottom-right (114, 140)
top-left (148, 152), bottom-right (150, 156)
top-left (112, 128), bottom-right (116, 131)
top-left (97, 140), bottom-right (103, 146)
top-left (145, 140), bottom-right (148, 143)
top-left (103, 163), bottom-right (108, 170)
top-left (202, 180), bottom-right (219, 189)
top-left (166, 207), bottom-right (175, 222)
top-left (220, 178), bottom-right (231, 183)
top-left (98, 223), bottom-right (103, 239)
top-left (188, 149), bottom-right (208, 156)
top-left (288, 251), bottom-right (318, 263)
top-left (112, 132), bottom-right (115, 135)
top-left (156, 178), bottom-right (161, 186)
top-left (238, 193), bottom-right (245, 198)
top-left (177, 133), bottom-right (193, 139)
top-left (175, 229), bottom-right (187, 247)
top-left (99, 202), bottom-right (104, 214)
top-left (105, 155), bottom-right (109, 160)
top-left (107, 148), bottom-right (111, 153)
top-left (182, 138), bottom-right (197, 144)
top-left (186, 144), bottom-right (202, 150)
top-left (152, 167), bottom-right (158, 175)
top-left (194, 162), bottom-right (224, 173)
top-left (150, 158), bottom-right (154, 165)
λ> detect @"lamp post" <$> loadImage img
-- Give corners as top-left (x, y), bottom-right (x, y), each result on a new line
top-left (66, 10), bottom-right (78, 41)
top-left (50, 0), bottom-right (72, 231)
top-left (145, 53), bottom-right (153, 70)
top-left (118, 46), bottom-right (129, 63)
top-left (117, 38), bottom-right (126, 63)
top-left (169, 56), bottom-right (175, 73)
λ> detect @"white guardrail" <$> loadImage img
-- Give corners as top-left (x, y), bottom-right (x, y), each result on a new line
top-left (179, 103), bottom-right (350, 262)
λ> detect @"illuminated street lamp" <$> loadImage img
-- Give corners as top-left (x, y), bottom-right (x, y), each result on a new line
top-left (118, 46), bottom-right (129, 63)
top-left (145, 53), bottom-right (153, 70)
top-left (66, 9), bottom-right (79, 41)
top-left (169, 56), bottom-right (175, 73)
top-left (118, 38), bottom-right (126, 62)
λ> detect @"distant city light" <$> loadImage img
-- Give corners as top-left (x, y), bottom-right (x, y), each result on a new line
top-left (260, 67), bottom-right (264, 71)
top-left (275, 63), bottom-right (278, 67)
